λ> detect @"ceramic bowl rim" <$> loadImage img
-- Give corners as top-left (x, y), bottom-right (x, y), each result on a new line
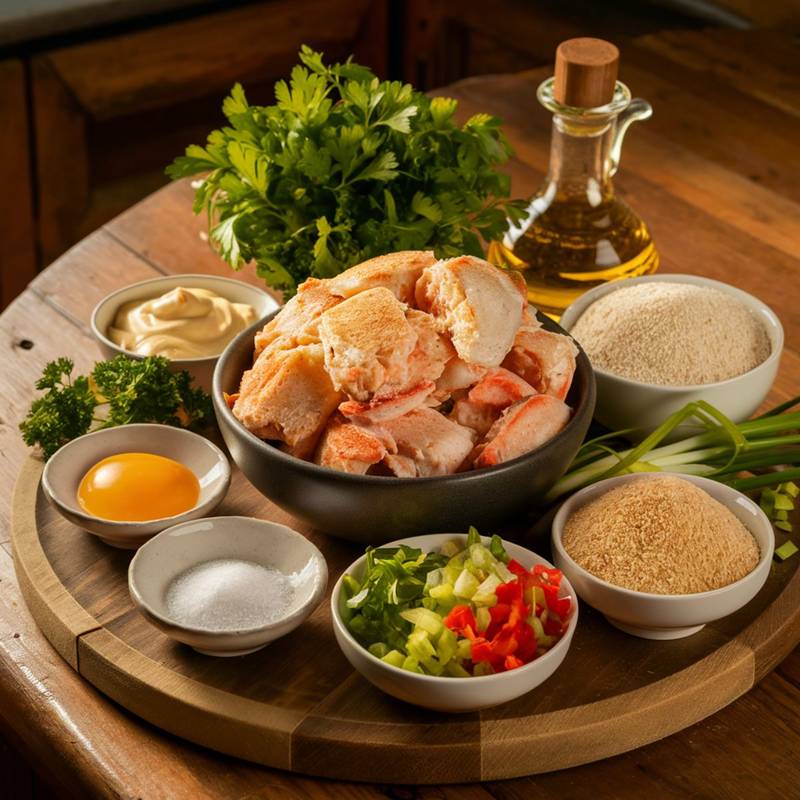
top-left (90, 273), bottom-right (277, 364)
top-left (559, 273), bottom-right (784, 392)
top-left (551, 473), bottom-right (775, 602)
top-left (213, 306), bottom-right (597, 485)
top-left (41, 423), bottom-right (231, 530)
top-left (330, 532), bottom-right (579, 684)
top-left (128, 515), bottom-right (328, 636)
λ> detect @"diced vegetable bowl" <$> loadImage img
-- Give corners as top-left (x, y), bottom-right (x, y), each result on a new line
top-left (331, 531), bottom-right (578, 712)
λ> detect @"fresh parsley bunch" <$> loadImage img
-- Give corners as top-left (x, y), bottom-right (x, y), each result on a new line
top-left (20, 356), bottom-right (213, 459)
top-left (167, 46), bottom-right (526, 295)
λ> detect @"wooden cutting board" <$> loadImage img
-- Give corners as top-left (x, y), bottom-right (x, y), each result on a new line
top-left (11, 455), bottom-right (800, 783)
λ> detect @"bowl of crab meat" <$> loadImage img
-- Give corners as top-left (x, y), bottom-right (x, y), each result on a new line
top-left (214, 252), bottom-right (595, 541)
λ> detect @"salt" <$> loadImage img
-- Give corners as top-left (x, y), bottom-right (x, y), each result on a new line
top-left (164, 559), bottom-right (293, 631)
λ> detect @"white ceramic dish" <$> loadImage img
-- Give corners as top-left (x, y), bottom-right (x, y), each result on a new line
top-left (551, 473), bottom-right (774, 640)
top-left (331, 533), bottom-right (578, 712)
top-left (560, 274), bottom-right (783, 437)
top-left (42, 424), bottom-right (230, 549)
top-left (129, 516), bottom-right (328, 656)
top-left (91, 274), bottom-right (278, 391)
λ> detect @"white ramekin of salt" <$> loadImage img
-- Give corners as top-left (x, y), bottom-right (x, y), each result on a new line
top-left (129, 516), bottom-right (327, 656)
top-left (560, 274), bottom-right (783, 437)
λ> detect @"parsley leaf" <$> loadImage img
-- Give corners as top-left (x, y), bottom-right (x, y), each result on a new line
top-left (20, 356), bottom-right (214, 460)
top-left (167, 47), bottom-right (526, 296)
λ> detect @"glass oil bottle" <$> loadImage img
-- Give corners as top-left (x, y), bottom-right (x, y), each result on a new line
top-left (488, 38), bottom-right (658, 317)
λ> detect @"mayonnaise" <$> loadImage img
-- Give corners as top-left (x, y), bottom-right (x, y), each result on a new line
top-left (109, 287), bottom-right (256, 359)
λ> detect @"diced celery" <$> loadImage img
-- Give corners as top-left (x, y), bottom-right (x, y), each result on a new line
top-left (469, 543), bottom-right (496, 571)
top-left (445, 660), bottom-right (471, 678)
top-left (439, 539), bottom-right (463, 558)
top-left (466, 526), bottom-right (481, 547)
top-left (435, 600), bottom-right (457, 616)
top-left (775, 494), bottom-right (795, 511)
top-left (443, 563), bottom-right (462, 585)
top-left (381, 649), bottom-right (405, 668)
top-left (531, 615), bottom-right (555, 647)
top-left (342, 574), bottom-right (361, 599)
top-left (429, 583), bottom-right (454, 602)
top-left (532, 586), bottom-right (546, 608)
top-left (776, 509), bottom-right (789, 521)
top-left (421, 656), bottom-right (445, 676)
top-left (425, 568), bottom-right (442, 590)
top-left (784, 482), bottom-right (799, 498)
top-left (456, 638), bottom-right (472, 660)
top-left (492, 561), bottom-right (514, 583)
top-left (472, 574), bottom-right (501, 607)
top-left (421, 596), bottom-right (438, 610)
top-left (454, 568), bottom-right (480, 599)
top-left (407, 630), bottom-right (437, 662)
top-left (400, 607), bottom-right (443, 635)
top-left (437, 626), bottom-right (457, 664)
top-left (475, 606), bottom-right (491, 632)
top-left (401, 655), bottom-right (423, 673)
top-left (473, 661), bottom-right (494, 676)
top-left (463, 558), bottom-right (480, 577)
top-left (368, 642), bottom-right (389, 659)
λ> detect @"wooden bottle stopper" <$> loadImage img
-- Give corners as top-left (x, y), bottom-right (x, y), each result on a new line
top-left (553, 38), bottom-right (619, 108)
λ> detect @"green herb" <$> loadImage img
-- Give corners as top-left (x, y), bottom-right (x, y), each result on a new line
top-left (20, 356), bottom-right (213, 459)
top-left (546, 397), bottom-right (800, 503)
top-left (167, 46), bottom-right (525, 296)
top-left (342, 545), bottom-right (448, 650)
top-left (775, 540), bottom-right (798, 561)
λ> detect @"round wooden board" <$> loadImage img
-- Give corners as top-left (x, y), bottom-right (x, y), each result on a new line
top-left (10, 455), bottom-right (800, 784)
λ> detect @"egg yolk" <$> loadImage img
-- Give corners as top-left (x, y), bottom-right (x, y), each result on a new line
top-left (77, 452), bottom-right (200, 522)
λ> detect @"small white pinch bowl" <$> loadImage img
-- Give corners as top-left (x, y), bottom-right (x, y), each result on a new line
top-left (331, 533), bottom-right (578, 712)
top-left (91, 273), bottom-right (278, 391)
top-left (42, 424), bottom-right (230, 549)
top-left (560, 274), bottom-right (783, 437)
top-left (552, 474), bottom-right (774, 640)
top-left (129, 516), bottom-right (328, 657)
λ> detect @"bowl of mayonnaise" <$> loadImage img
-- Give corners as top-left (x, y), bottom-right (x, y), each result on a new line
top-left (92, 274), bottom-right (278, 391)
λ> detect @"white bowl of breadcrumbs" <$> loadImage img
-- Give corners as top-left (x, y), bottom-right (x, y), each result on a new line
top-left (560, 274), bottom-right (783, 438)
top-left (551, 473), bottom-right (774, 640)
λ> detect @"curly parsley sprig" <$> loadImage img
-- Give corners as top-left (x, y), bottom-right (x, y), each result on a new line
top-left (20, 356), bottom-right (213, 459)
top-left (167, 45), bottom-right (526, 296)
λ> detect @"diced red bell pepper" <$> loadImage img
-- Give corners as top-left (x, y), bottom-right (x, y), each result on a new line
top-left (490, 625), bottom-right (519, 657)
top-left (544, 615), bottom-right (564, 637)
top-left (516, 622), bottom-right (537, 661)
top-left (470, 638), bottom-right (494, 664)
top-left (444, 605), bottom-right (477, 633)
top-left (507, 559), bottom-right (526, 577)
top-left (495, 580), bottom-right (523, 604)
top-left (489, 603), bottom-right (511, 625)
top-left (504, 654), bottom-right (525, 671)
top-left (532, 564), bottom-right (563, 585)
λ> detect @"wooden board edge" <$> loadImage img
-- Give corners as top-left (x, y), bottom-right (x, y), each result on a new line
top-left (10, 457), bottom-right (102, 668)
top-left (737, 563), bottom-right (800, 680)
top-left (77, 628), bottom-right (300, 771)
top-left (479, 637), bottom-right (755, 780)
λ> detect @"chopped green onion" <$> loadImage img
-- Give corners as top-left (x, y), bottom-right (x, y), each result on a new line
top-left (775, 541), bottom-right (798, 561)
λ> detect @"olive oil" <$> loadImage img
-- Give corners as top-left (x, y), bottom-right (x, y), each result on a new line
top-left (488, 196), bottom-right (658, 316)
top-left (490, 39), bottom-right (658, 318)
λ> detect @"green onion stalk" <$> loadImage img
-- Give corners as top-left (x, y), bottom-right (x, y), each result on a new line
top-left (545, 396), bottom-right (800, 504)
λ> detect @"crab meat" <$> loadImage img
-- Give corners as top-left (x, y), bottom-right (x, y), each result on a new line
top-left (450, 368), bottom-right (537, 435)
top-left (319, 287), bottom-right (417, 400)
top-left (473, 395), bottom-right (571, 469)
top-left (435, 357), bottom-right (488, 398)
top-left (404, 309), bottom-right (455, 387)
top-left (382, 453), bottom-right (418, 478)
top-left (502, 329), bottom-right (578, 401)
top-left (381, 407), bottom-right (476, 476)
top-left (327, 251), bottom-right (436, 304)
top-left (234, 343), bottom-right (343, 459)
top-left (314, 415), bottom-right (395, 474)
top-left (254, 278), bottom-right (341, 360)
top-left (415, 255), bottom-right (525, 367)
top-left (339, 381), bottom-right (435, 423)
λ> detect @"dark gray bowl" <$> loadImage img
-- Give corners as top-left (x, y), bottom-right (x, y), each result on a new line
top-left (213, 309), bottom-right (595, 543)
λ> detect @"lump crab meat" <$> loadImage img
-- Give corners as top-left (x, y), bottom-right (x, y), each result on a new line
top-left (415, 255), bottom-right (525, 367)
top-left (502, 329), bottom-right (578, 401)
top-left (472, 394), bottom-right (571, 469)
top-left (327, 251), bottom-right (436, 304)
top-left (314, 415), bottom-right (394, 475)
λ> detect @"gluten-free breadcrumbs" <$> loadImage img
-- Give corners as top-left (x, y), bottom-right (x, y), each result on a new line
top-left (562, 475), bottom-right (759, 594)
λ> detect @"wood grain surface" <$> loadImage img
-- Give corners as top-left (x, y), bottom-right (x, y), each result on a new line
top-left (14, 452), bottom-right (798, 783)
top-left (1, 27), bottom-right (799, 799)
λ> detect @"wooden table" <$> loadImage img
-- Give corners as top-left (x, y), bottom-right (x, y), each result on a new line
top-left (2, 28), bottom-right (799, 799)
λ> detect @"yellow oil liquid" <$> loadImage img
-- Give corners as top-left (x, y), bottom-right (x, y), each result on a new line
top-left (488, 196), bottom-right (659, 318)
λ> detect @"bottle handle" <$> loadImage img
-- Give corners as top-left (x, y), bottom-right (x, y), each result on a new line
top-left (609, 98), bottom-right (652, 176)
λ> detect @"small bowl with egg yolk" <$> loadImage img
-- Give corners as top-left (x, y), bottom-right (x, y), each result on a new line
top-left (42, 423), bottom-right (231, 548)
